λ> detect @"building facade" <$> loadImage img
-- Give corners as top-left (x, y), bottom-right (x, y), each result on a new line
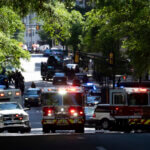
top-left (23, 13), bottom-right (41, 49)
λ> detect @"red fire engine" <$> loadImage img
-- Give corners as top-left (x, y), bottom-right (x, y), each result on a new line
top-left (41, 86), bottom-right (85, 133)
top-left (93, 87), bottom-right (150, 131)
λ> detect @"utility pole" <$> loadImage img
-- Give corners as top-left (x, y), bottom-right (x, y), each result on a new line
top-left (109, 52), bottom-right (115, 88)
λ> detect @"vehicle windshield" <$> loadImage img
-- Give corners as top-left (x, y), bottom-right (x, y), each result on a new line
top-left (127, 93), bottom-right (148, 105)
top-left (45, 49), bottom-right (50, 53)
top-left (41, 93), bottom-right (63, 106)
top-left (84, 107), bottom-right (95, 115)
top-left (26, 90), bottom-right (39, 95)
top-left (63, 93), bottom-right (83, 106)
top-left (41, 93), bottom-right (83, 106)
top-left (0, 103), bottom-right (21, 110)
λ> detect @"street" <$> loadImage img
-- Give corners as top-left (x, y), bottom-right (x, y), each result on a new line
top-left (0, 54), bottom-right (150, 150)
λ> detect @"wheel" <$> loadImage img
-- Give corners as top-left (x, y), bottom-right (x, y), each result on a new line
top-left (43, 125), bottom-right (50, 133)
top-left (0, 129), bottom-right (4, 133)
top-left (75, 126), bottom-right (84, 133)
top-left (20, 128), bottom-right (31, 133)
top-left (51, 129), bottom-right (56, 133)
top-left (42, 77), bottom-right (45, 81)
top-left (101, 119), bottom-right (110, 130)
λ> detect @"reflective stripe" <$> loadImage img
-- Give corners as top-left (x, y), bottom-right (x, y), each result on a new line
top-left (128, 119), bottom-right (150, 125)
top-left (42, 118), bottom-right (84, 125)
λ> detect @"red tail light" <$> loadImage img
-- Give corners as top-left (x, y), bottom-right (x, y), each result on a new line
top-left (115, 107), bottom-right (119, 111)
top-left (93, 113), bottom-right (96, 118)
top-left (69, 106), bottom-right (84, 117)
top-left (43, 107), bottom-right (54, 116)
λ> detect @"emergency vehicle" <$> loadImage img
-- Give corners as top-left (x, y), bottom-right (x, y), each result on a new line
top-left (0, 88), bottom-right (22, 105)
top-left (41, 86), bottom-right (85, 133)
top-left (93, 87), bottom-right (150, 131)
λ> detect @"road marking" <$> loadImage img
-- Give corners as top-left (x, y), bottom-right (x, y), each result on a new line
top-left (96, 146), bottom-right (107, 150)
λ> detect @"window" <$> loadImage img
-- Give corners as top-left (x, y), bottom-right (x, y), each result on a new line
top-left (63, 93), bottom-right (83, 106)
top-left (128, 93), bottom-right (148, 105)
top-left (0, 103), bottom-right (21, 110)
top-left (113, 93), bottom-right (125, 105)
top-left (41, 93), bottom-right (62, 106)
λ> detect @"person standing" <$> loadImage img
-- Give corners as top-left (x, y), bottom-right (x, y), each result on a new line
top-left (31, 82), bottom-right (36, 88)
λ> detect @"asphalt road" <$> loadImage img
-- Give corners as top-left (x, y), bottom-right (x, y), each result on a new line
top-left (0, 133), bottom-right (150, 150)
top-left (1, 54), bottom-right (150, 150)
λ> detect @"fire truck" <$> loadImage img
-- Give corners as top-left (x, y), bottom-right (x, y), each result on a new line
top-left (93, 87), bottom-right (150, 131)
top-left (0, 88), bottom-right (22, 105)
top-left (41, 86), bottom-right (85, 133)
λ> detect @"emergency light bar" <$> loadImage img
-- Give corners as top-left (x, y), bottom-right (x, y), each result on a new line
top-left (0, 93), bottom-right (4, 97)
top-left (125, 88), bottom-right (148, 93)
top-left (43, 86), bottom-right (83, 93)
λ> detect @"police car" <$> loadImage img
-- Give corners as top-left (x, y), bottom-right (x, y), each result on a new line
top-left (41, 86), bottom-right (85, 133)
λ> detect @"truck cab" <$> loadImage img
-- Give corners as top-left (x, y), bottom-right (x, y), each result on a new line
top-left (93, 87), bottom-right (150, 131)
top-left (41, 86), bottom-right (85, 133)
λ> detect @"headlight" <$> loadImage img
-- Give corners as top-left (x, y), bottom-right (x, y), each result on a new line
top-left (25, 98), bottom-right (28, 100)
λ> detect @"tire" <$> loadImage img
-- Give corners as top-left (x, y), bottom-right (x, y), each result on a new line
top-left (51, 129), bottom-right (55, 133)
top-left (0, 129), bottom-right (4, 133)
top-left (42, 77), bottom-right (45, 81)
top-left (20, 127), bottom-right (31, 133)
top-left (43, 125), bottom-right (50, 133)
top-left (75, 126), bottom-right (84, 133)
top-left (101, 119), bottom-right (110, 130)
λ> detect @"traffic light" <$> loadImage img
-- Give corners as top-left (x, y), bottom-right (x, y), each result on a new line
top-left (122, 75), bottom-right (126, 80)
top-left (36, 25), bottom-right (40, 30)
top-left (109, 52), bottom-right (114, 65)
top-left (74, 51), bottom-right (79, 63)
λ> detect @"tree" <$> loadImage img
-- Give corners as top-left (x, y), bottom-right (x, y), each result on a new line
top-left (0, 32), bottom-right (30, 70)
top-left (0, 6), bottom-right (30, 70)
top-left (82, 0), bottom-right (150, 78)
top-left (40, 1), bottom-right (84, 59)
top-left (38, 30), bottom-right (52, 47)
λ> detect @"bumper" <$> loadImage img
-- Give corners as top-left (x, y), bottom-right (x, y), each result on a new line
top-left (0, 121), bottom-right (30, 130)
top-left (42, 118), bottom-right (84, 128)
top-left (25, 99), bottom-right (40, 106)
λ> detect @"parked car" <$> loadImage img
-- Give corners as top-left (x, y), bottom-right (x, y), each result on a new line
top-left (24, 88), bottom-right (42, 107)
top-left (43, 49), bottom-right (52, 57)
top-left (75, 73), bottom-right (88, 83)
top-left (52, 72), bottom-right (67, 85)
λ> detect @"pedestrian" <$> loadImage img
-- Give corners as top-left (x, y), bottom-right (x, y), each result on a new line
top-left (31, 82), bottom-right (36, 88)
top-left (75, 65), bottom-right (79, 73)
top-left (20, 81), bottom-right (25, 96)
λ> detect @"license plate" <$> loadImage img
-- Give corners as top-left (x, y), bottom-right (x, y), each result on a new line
top-left (4, 120), bottom-right (12, 124)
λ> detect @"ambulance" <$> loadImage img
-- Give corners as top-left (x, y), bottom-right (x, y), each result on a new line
top-left (0, 88), bottom-right (22, 105)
